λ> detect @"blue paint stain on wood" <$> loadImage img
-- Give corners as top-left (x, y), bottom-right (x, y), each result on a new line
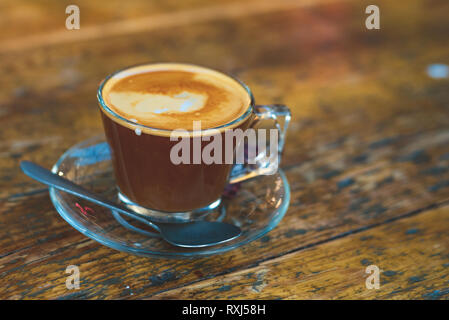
top-left (361, 259), bottom-right (372, 266)
top-left (260, 235), bottom-right (271, 243)
top-left (337, 178), bottom-right (355, 190)
top-left (428, 180), bottom-right (449, 192)
top-left (422, 288), bottom-right (449, 300)
top-left (101, 277), bottom-right (122, 286)
top-left (217, 285), bottom-right (232, 292)
top-left (409, 275), bottom-right (426, 283)
top-left (383, 270), bottom-right (397, 277)
top-left (405, 228), bottom-right (420, 235)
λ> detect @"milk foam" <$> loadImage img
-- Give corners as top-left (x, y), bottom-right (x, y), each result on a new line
top-left (108, 91), bottom-right (206, 115)
top-left (100, 63), bottom-right (252, 133)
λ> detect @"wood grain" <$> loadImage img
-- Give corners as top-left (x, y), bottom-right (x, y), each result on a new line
top-left (0, 0), bottom-right (448, 299)
top-left (0, 0), bottom-right (343, 54)
top-left (151, 205), bottom-right (449, 300)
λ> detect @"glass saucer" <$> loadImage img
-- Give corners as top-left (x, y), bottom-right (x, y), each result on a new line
top-left (49, 135), bottom-right (290, 258)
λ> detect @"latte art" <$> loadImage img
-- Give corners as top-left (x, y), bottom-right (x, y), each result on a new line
top-left (101, 63), bottom-right (251, 132)
top-left (108, 91), bottom-right (206, 115)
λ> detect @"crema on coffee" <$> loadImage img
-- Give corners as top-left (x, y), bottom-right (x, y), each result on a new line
top-left (101, 63), bottom-right (251, 132)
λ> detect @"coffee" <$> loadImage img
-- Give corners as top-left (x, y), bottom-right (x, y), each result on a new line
top-left (99, 63), bottom-right (253, 214)
top-left (101, 64), bottom-right (251, 132)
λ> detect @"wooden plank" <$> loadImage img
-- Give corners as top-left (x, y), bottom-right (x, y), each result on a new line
top-left (0, 0), bottom-right (241, 43)
top-left (0, 0), bottom-right (449, 299)
top-left (150, 205), bottom-right (449, 300)
top-left (0, 0), bottom-right (343, 53)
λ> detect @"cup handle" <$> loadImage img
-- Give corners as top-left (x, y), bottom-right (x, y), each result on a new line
top-left (229, 104), bottom-right (291, 184)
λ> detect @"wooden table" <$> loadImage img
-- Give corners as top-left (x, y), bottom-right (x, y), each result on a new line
top-left (1, 0), bottom-right (449, 300)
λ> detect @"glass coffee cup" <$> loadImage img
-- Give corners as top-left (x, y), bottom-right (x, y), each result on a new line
top-left (97, 63), bottom-right (290, 222)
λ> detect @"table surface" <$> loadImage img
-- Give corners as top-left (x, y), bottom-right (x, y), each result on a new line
top-left (1, 0), bottom-right (449, 300)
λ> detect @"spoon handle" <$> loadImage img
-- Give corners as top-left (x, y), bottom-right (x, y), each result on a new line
top-left (20, 161), bottom-right (161, 232)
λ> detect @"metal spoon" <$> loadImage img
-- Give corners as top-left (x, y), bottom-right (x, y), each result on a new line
top-left (20, 161), bottom-right (241, 248)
